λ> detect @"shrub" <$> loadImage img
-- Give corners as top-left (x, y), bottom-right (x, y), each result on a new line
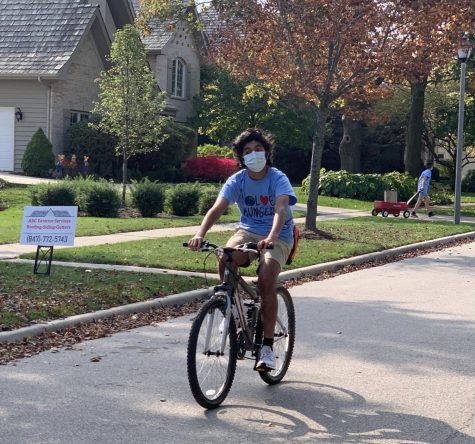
top-left (197, 144), bottom-right (233, 158)
top-left (165, 183), bottom-right (200, 216)
top-left (0, 179), bottom-right (7, 208)
top-left (183, 156), bottom-right (238, 182)
top-left (131, 179), bottom-right (165, 217)
top-left (462, 170), bottom-right (475, 193)
top-left (30, 183), bottom-right (76, 206)
top-left (62, 176), bottom-right (97, 212)
top-left (301, 169), bottom-right (416, 201)
top-left (197, 186), bottom-right (221, 215)
top-left (81, 181), bottom-right (121, 217)
top-left (21, 128), bottom-right (55, 177)
top-left (431, 190), bottom-right (453, 205)
top-left (128, 122), bottom-right (195, 182)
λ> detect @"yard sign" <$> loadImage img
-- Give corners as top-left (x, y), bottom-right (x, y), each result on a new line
top-left (20, 206), bottom-right (78, 246)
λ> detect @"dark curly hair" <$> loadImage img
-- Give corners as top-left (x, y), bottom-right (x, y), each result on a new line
top-left (232, 128), bottom-right (274, 169)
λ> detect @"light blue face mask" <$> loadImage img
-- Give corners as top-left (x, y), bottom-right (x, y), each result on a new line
top-left (243, 151), bottom-right (267, 172)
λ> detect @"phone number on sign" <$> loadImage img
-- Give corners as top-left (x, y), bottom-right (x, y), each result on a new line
top-left (26, 235), bottom-right (70, 244)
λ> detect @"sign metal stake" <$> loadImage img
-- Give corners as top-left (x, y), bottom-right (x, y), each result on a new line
top-left (33, 245), bottom-right (54, 276)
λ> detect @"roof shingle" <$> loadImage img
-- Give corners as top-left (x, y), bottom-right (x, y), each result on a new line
top-left (0, 0), bottom-right (97, 77)
top-left (130, 0), bottom-right (175, 51)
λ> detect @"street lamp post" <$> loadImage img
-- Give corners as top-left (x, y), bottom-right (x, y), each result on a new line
top-left (454, 37), bottom-right (472, 225)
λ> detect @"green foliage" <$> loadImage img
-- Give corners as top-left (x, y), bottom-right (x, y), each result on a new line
top-left (193, 65), bottom-right (315, 151)
top-left (128, 122), bottom-right (195, 182)
top-left (131, 179), bottom-right (165, 217)
top-left (21, 128), bottom-right (55, 177)
top-left (302, 169), bottom-right (416, 201)
top-left (197, 144), bottom-right (233, 158)
top-left (92, 24), bottom-right (170, 158)
top-left (30, 183), bottom-right (76, 206)
top-left (0, 179), bottom-right (7, 210)
top-left (67, 119), bottom-right (118, 178)
top-left (81, 181), bottom-right (121, 217)
top-left (165, 183), bottom-right (200, 216)
top-left (430, 190), bottom-right (453, 205)
top-left (197, 186), bottom-right (228, 216)
top-left (92, 24), bottom-right (171, 199)
top-left (462, 170), bottom-right (475, 193)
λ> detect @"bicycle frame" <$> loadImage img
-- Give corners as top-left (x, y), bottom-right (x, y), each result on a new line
top-left (210, 246), bottom-right (261, 356)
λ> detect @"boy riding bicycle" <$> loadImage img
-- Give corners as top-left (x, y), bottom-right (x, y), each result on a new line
top-left (187, 128), bottom-right (297, 371)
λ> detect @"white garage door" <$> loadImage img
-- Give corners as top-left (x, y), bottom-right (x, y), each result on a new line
top-left (0, 107), bottom-right (15, 171)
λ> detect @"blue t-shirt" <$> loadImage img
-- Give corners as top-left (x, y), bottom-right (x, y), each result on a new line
top-left (219, 167), bottom-right (297, 244)
top-left (418, 168), bottom-right (432, 194)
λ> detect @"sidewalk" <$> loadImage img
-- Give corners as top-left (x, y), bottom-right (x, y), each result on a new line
top-left (0, 210), bottom-right (371, 259)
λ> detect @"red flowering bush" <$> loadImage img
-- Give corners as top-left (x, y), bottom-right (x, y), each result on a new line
top-left (183, 156), bottom-right (238, 182)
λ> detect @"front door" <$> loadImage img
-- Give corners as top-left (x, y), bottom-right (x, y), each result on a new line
top-left (0, 107), bottom-right (15, 171)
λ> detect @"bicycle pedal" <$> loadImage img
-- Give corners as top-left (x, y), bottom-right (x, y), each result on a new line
top-left (254, 366), bottom-right (271, 373)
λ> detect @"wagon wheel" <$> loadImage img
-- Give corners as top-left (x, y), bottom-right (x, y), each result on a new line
top-left (382, 210), bottom-right (389, 217)
top-left (403, 210), bottom-right (410, 219)
top-left (394, 212), bottom-right (400, 217)
top-left (371, 209), bottom-right (378, 216)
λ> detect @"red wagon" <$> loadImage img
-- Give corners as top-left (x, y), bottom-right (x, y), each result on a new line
top-left (372, 200), bottom-right (411, 218)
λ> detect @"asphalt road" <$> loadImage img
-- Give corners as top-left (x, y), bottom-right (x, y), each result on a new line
top-left (1, 242), bottom-right (474, 444)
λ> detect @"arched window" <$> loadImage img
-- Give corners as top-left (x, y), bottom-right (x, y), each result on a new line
top-left (172, 58), bottom-right (185, 97)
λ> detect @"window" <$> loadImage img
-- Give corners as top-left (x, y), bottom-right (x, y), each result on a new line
top-left (171, 59), bottom-right (185, 98)
top-left (70, 111), bottom-right (90, 126)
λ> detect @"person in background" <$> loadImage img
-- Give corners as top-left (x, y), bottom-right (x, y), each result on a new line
top-left (412, 161), bottom-right (434, 218)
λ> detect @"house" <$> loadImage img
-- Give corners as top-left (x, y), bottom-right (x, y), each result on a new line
top-left (129, 0), bottom-right (206, 124)
top-left (0, 0), bottom-right (134, 172)
top-left (0, 0), bottom-right (206, 174)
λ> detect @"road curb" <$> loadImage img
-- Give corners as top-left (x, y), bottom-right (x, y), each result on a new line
top-left (2, 230), bottom-right (474, 344)
top-left (0, 287), bottom-right (212, 343)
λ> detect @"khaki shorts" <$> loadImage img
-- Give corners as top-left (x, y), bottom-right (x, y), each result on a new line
top-left (226, 229), bottom-right (292, 269)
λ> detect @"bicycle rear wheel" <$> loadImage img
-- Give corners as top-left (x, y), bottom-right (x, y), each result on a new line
top-left (259, 286), bottom-right (295, 385)
top-left (187, 297), bottom-right (238, 409)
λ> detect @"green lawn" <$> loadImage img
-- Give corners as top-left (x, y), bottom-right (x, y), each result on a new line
top-left (0, 184), bottom-right (242, 243)
top-left (0, 261), bottom-right (211, 329)
top-left (432, 206), bottom-right (475, 217)
top-left (294, 186), bottom-right (374, 211)
top-left (23, 217), bottom-right (474, 276)
top-left (462, 193), bottom-right (475, 203)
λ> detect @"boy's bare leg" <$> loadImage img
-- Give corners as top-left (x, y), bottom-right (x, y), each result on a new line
top-left (257, 258), bottom-right (280, 339)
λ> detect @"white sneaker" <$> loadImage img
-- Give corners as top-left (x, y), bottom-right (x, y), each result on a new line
top-left (256, 345), bottom-right (276, 371)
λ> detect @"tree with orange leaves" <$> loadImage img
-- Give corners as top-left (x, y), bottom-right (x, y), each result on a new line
top-left (138, 0), bottom-right (473, 231)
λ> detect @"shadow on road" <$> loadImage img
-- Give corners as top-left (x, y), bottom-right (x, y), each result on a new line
top-left (207, 381), bottom-right (474, 443)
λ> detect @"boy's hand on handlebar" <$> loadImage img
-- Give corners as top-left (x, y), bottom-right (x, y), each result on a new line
top-left (257, 236), bottom-right (276, 250)
top-left (188, 236), bottom-right (203, 251)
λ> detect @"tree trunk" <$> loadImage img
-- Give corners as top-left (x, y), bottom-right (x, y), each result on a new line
top-left (122, 149), bottom-right (127, 205)
top-left (405, 78), bottom-right (427, 177)
top-left (339, 115), bottom-right (362, 173)
top-left (305, 106), bottom-right (328, 231)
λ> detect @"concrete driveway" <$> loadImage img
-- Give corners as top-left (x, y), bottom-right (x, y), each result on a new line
top-left (0, 242), bottom-right (474, 443)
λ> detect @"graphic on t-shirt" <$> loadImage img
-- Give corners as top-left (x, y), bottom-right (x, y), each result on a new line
top-left (243, 194), bottom-right (275, 218)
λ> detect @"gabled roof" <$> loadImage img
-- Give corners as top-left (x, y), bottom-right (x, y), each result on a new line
top-left (129, 0), bottom-right (175, 52)
top-left (0, 0), bottom-right (102, 78)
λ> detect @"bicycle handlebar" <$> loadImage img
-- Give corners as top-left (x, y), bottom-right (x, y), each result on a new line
top-left (182, 240), bottom-right (273, 252)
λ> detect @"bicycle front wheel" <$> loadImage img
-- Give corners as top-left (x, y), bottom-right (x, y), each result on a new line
top-left (187, 297), bottom-right (238, 409)
top-left (259, 286), bottom-right (295, 385)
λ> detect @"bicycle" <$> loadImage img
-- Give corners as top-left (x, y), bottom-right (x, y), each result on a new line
top-left (183, 240), bottom-right (296, 409)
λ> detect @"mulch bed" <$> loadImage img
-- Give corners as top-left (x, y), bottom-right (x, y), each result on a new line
top-left (1, 237), bottom-right (473, 365)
